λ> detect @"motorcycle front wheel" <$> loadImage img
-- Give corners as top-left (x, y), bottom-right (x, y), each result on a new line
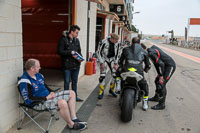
top-left (121, 88), bottom-right (135, 122)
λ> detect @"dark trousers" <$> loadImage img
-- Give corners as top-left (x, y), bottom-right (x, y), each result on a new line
top-left (155, 65), bottom-right (176, 102)
top-left (138, 78), bottom-right (149, 97)
top-left (64, 67), bottom-right (80, 97)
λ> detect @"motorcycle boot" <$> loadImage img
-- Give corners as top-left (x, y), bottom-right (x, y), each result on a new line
top-left (109, 83), bottom-right (117, 97)
top-left (98, 85), bottom-right (105, 99)
top-left (142, 96), bottom-right (149, 111)
top-left (151, 98), bottom-right (165, 110)
top-left (149, 93), bottom-right (160, 102)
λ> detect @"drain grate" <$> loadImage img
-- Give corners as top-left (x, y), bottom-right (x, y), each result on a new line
top-left (62, 71), bottom-right (111, 133)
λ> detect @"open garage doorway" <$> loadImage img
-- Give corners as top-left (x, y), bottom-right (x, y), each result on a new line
top-left (95, 17), bottom-right (105, 52)
top-left (22, 0), bottom-right (72, 69)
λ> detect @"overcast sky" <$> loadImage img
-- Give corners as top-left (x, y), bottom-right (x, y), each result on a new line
top-left (133, 0), bottom-right (200, 37)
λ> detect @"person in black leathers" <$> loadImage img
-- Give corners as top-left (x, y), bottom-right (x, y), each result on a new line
top-left (57, 25), bottom-right (83, 102)
top-left (141, 43), bottom-right (176, 110)
top-left (117, 37), bottom-right (151, 110)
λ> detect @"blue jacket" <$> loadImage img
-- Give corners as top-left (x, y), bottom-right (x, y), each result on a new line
top-left (18, 71), bottom-right (50, 105)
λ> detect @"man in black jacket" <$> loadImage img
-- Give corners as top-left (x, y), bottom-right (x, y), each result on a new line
top-left (58, 25), bottom-right (83, 102)
top-left (142, 44), bottom-right (176, 110)
top-left (117, 37), bottom-right (151, 110)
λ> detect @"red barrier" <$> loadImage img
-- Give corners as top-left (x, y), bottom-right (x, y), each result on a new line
top-left (92, 58), bottom-right (97, 74)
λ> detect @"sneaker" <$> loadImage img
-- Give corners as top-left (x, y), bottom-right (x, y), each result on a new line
top-left (71, 123), bottom-right (87, 131)
top-left (76, 97), bottom-right (84, 102)
top-left (72, 118), bottom-right (87, 125)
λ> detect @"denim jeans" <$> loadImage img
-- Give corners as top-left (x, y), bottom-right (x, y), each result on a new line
top-left (64, 67), bottom-right (80, 97)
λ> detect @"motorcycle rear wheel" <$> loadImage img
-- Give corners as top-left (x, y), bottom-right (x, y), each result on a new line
top-left (121, 89), bottom-right (135, 122)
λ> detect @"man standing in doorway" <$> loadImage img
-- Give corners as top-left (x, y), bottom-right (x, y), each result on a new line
top-left (97, 33), bottom-right (121, 99)
top-left (58, 25), bottom-right (83, 102)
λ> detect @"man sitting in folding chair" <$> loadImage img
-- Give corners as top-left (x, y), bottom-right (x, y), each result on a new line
top-left (18, 58), bottom-right (87, 131)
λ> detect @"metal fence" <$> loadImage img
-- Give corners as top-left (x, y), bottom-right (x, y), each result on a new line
top-left (178, 40), bottom-right (200, 50)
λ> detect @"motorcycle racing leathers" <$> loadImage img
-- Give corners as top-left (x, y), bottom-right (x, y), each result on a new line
top-left (117, 43), bottom-right (151, 110)
top-left (147, 45), bottom-right (176, 110)
top-left (117, 43), bottom-right (151, 97)
top-left (97, 36), bottom-right (121, 99)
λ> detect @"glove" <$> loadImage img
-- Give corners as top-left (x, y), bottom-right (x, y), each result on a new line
top-left (159, 76), bottom-right (164, 85)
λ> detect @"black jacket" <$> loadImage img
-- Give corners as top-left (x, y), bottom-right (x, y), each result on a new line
top-left (119, 43), bottom-right (151, 75)
top-left (147, 45), bottom-right (176, 76)
top-left (57, 31), bottom-right (82, 70)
